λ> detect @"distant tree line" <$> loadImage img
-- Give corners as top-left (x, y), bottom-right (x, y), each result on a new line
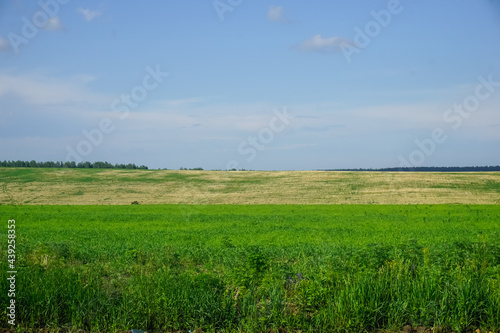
top-left (0, 160), bottom-right (148, 169)
top-left (323, 166), bottom-right (500, 172)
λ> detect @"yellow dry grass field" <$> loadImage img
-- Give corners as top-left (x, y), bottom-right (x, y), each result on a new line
top-left (0, 168), bottom-right (499, 205)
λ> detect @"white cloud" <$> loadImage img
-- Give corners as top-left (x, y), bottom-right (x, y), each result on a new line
top-left (151, 97), bottom-right (207, 108)
top-left (267, 6), bottom-right (284, 22)
top-left (0, 72), bottom-right (107, 106)
top-left (125, 109), bottom-right (278, 133)
top-left (0, 36), bottom-right (11, 52)
top-left (75, 74), bottom-right (97, 84)
top-left (298, 34), bottom-right (357, 53)
top-left (78, 7), bottom-right (102, 21)
top-left (265, 143), bottom-right (318, 151)
top-left (267, 6), bottom-right (294, 23)
top-left (43, 16), bottom-right (64, 31)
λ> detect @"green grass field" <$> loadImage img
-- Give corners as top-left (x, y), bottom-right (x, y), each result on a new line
top-left (1, 204), bottom-right (500, 333)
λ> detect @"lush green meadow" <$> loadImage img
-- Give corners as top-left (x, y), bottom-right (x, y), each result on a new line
top-left (1, 204), bottom-right (500, 332)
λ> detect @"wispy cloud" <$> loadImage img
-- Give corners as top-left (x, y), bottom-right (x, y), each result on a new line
top-left (265, 143), bottom-right (318, 151)
top-left (43, 16), bottom-right (64, 31)
top-left (267, 6), bottom-right (294, 24)
top-left (0, 72), bottom-right (107, 106)
top-left (294, 115), bottom-right (321, 119)
top-left (0, 36), bottom-right (11, 52)
top-left (298, 34), bottom-right (357, 53)
top-left (300, 125), bottom-right (345, 132)
top-left (78, 7), bottom-right (102, 22)
top-left (151, 97), bottom-right (207, 108)
top-left (178, 123), bottom-right (205, 129)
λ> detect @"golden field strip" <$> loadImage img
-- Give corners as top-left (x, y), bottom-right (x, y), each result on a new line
top-left (1, 168), bottom-right (499, 205)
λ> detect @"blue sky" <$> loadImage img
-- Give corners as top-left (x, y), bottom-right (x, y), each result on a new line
top-left (0, 0), bottom-right (499, 170)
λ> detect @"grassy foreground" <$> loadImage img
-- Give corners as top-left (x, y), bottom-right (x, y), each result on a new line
top-left (1, 168), bottom-right (500, 205)
top-left (1, 204), bottom-right (500, 332)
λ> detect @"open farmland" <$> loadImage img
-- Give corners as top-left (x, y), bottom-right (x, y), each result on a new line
top-left (1, 168), bottom-right (500, 332)
top-left (1, 168), bottom-right (500, 205)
